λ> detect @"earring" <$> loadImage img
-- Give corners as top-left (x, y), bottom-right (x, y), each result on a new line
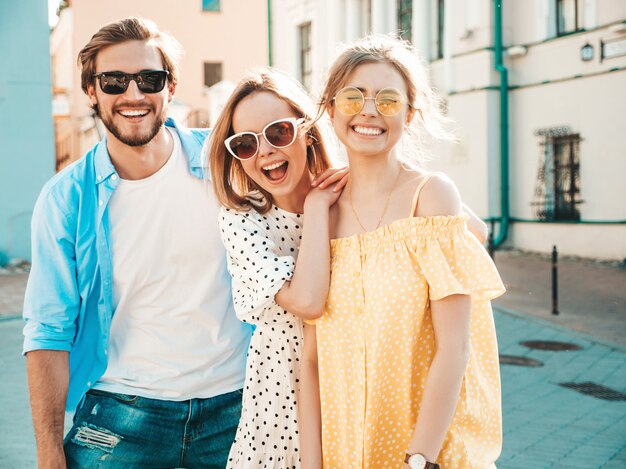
top-left (309, 143), bottom-right (317, 165)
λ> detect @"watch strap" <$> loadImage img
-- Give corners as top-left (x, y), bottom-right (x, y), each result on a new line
top-left (404, 453), bottom-right (440, 469)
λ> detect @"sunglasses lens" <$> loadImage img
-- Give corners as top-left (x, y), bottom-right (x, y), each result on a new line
top-left (97, 71), bottom-right (168, 95)
top-left (228, 134), bottom-right (258, 160)
top-left (100, 74), bottom-right (127, 95)
top-left (264, 120), bottom-right (296, 148)
top-left (375, 89), bottom-right (405, 116)
top-left (137, 71), bottom-right (168, 93)
top-left (334, 88), bottom-right (364, 115)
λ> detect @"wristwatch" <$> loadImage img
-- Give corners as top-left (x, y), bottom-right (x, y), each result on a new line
top-left (404, 452), bottom-right (440, 469)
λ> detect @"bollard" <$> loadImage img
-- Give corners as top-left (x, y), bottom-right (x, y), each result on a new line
top-left (551, 245), bottom-right (559, 315)
top-left (488, 220), bottom-right (495, 260)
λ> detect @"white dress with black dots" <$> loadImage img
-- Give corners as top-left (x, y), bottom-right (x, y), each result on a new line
top-left (219, 202), bottom-right (303, 469)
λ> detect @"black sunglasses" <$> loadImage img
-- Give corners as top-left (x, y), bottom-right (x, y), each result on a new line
top-left (92, 70), bottom-right (170, 95)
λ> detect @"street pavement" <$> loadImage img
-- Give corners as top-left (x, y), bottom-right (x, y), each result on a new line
top-left (495, 309), bottom-right (626, 467)
top-left (494, 250), bottom-right (626, 347)
top-left (1, 251), bottom-right (625, 468)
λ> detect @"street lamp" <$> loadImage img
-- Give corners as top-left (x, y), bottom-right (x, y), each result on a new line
top-left (580, 43), bottom-right (594, 62)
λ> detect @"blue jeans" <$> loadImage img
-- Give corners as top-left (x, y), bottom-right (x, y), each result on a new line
top-left (64, 388), bottom-right (243, 468)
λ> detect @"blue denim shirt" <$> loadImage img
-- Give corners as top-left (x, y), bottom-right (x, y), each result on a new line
top-left (23, 119), bottom-right (249, 411)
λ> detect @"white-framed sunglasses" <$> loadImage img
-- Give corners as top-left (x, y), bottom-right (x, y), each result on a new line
top-left (224, 117), bottom-right (305, 160)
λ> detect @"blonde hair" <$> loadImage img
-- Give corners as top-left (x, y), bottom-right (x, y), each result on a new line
top-left (318, 34), bottom-right (455, 167)
top-left (78, 17), bottom-right (182, 95)
top-left (209, 67), bottom-right (334, 214)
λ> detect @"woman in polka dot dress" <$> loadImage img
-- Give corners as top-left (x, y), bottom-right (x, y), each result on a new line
top-left (208, 68), bottom-right (347, 469)
top-left (300, 36), bottom-right (506, 469)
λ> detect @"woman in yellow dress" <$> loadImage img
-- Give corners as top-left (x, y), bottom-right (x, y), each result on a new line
top-left (300, 35), bottom-right (506, 469)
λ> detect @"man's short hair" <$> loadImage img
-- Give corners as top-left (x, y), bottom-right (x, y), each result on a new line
top-left (77, 17), bottom-right (182, 94)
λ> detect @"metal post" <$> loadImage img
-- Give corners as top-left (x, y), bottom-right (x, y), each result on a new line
top-left (551, 245), bottom-right (559, 315)
top-left (488, 220), bottom-right (495, 259)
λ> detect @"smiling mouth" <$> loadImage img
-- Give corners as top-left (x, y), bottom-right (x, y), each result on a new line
top-left (262, 160), bottom-right (288, 181)
top-left (352, 125), bottom-right (385, 136)
top-left (118, 109), bottom-right (150, 118)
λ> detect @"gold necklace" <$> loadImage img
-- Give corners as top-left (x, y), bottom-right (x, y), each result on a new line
top-left (348, 168), bottom-right (402, 233)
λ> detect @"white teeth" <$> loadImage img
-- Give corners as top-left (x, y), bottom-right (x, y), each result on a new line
top-left (262, 161), bottom-right (286, 171)
top-left (353, 125), bottom-right (383, 136)
top-left (119, 110), bottom-right (149, 117)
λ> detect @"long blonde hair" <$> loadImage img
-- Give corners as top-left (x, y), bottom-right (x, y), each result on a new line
top-left (209, 68), bottom-right (333, 214)
top-left (318, 34), bottom-right (455, 167)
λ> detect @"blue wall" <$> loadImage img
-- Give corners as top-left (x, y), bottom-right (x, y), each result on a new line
top-left (0, 0), bottom-right (55, 263)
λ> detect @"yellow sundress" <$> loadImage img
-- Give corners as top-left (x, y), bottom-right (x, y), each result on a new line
top-left (314, 178), bottom-right (506, 468)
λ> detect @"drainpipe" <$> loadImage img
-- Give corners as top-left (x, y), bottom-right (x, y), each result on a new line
top-left (493, 0), bottom-right (509, 247)
top-left (267, 0), bottom-right (273, 66)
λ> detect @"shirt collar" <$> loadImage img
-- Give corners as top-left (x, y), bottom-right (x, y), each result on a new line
top-left (93, 118), bottom-right (205, 184)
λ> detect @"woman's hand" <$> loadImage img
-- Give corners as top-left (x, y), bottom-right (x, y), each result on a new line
top-left (312, 166), bottom-right (349, 192)
top-left (306, 166), bottom-right (348, 208)
top-left (305, 182), bottom-right (343, 209)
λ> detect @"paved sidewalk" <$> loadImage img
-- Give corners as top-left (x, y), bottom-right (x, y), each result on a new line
top-left (0, 317), bottom-right (37, 468)
top-left (0, 271), bottom-right (27, 319)
top-left (495, 308), bottom-right (626, 467)
top-left (493, 250), bottom-right (626, 347)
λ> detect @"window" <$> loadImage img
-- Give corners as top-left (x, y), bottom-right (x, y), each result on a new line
top-left (556, 0), bottom-right (580, 36)
top-left (397, 0), bottom-right (412, 42)
top-left (532, 127), bottom-right (582, 221)
top-left (203, 62), bottom-right (222, 88)
top-left (186, 109), bottom-right (210, 128)
top-left (299, 23), bottom-right (312, 92)
top-left (436, 0), bottom-right (444, 59)
top-left (202, 0), bottom-right (220, 12)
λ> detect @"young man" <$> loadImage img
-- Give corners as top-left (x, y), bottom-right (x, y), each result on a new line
top-left (23, 18), bottom-right (251, 468)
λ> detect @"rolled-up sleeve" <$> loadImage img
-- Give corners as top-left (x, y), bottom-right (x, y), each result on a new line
top-left (23, 186), bottom-right (80, 354)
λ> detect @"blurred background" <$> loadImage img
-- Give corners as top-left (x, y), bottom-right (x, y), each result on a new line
top-left (0, 0), bottom-right (624, 263)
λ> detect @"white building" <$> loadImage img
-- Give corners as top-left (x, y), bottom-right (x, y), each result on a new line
top-left (270, 0), bottom-right (626, 260)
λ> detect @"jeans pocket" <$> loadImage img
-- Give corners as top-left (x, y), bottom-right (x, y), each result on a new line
top-left (87, 388), bottom-right (139, 405)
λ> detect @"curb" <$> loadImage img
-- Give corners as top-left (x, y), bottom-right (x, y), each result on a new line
top-left (494, 306), bottom-right (626, 353)
top-left (0, 314), bottom-right (22, 323)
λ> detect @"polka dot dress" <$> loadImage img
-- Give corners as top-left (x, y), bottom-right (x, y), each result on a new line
top-left (219, 203), bottom-right (303, 469)
top-left (314, 211), bottom-right (506, 468)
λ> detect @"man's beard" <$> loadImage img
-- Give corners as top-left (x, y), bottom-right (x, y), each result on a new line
top-left (94, 104), bottom-right (167, 147)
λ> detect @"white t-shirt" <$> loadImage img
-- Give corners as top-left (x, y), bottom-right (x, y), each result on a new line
top-left (94, 128), bottom-right (250, 400)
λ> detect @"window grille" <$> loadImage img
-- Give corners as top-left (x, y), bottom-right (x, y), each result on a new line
top-left (531, 127), bottom-right (583, 221)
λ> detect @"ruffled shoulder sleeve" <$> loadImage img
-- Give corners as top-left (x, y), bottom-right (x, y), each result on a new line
top-left (219, 206), bottom-right (295, 322)
top-left (413, 215), bottom-right (505, 302)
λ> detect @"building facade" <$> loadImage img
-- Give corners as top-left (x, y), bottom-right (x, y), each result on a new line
top-left (0, 0), bottom-right (55, 263)
top-left (271, 0), bottom-right (626, 260)
top-left (51, 0), bottom-right (269, 168)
